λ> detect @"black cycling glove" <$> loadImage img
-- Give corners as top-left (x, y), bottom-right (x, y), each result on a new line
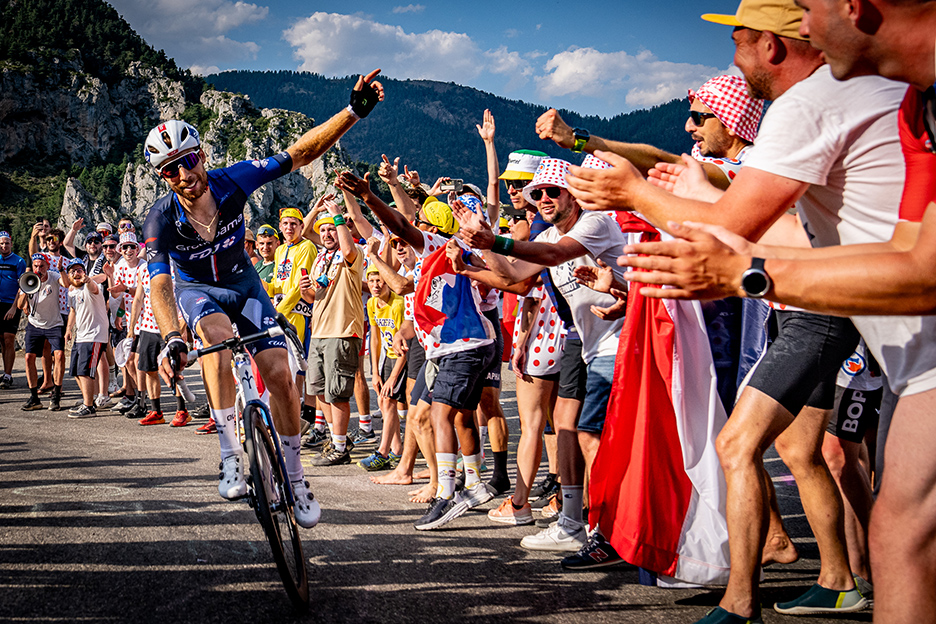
top-left (349, 79), bottom-right (379, 118)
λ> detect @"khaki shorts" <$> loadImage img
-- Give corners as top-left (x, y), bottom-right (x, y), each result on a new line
top-left (305, 337), bottom-right (362, 404)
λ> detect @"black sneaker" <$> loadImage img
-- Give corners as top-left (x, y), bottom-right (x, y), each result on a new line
top-left (125, 402), bottom-right (146, 420)
top-left (302, 428), bottom-right (329, 449)
top-left (414, 497), bottom-right (467, 531)
top-left (531, 485), bottom-right (561, 509)
top-left (48, 392), bottom-right (61, 412)
top-left (191, 403), bottom-right (210, 419)
top-left (310, 446), bottom-right (351, 466)
top-left (561, 531), bottom-right (626, 570)
top-left (67, 405), bottom-right (97, 419)
top-left (0, 373), bottom-right (12, 389)
top-left (348, 428), bottom-right (377, 445)
top-left (528, 473), bottom-right (559, 502)
top-left (21, 396), bottom-right (43, 411)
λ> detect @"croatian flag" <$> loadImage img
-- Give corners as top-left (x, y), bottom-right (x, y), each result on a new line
top-left (414, 246), bottom-right (495, 360)
top-left (588, 215), bottom-right (731, 587)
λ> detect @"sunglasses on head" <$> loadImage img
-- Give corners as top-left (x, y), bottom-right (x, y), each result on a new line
top-left (159, 151), bottom-right (200, 179)
top-left (689, 111), bottom-right (718, 126)
top-left (505, 179), bottom-right (527, 191)
top-left (529, 187), bottom-right (563, 202)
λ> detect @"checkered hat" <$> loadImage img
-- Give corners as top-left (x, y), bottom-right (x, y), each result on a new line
top-left (581, 154), bottom-right (612, 170)
top-left (119, 232), bottom-right (138, 246)
top-left (521, 159), bottom-right (572, 205)
top-left (688, 75), bottom-right (764, 144)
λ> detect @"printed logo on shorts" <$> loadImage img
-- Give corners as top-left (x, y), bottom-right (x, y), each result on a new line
top-left (842, 352), bottom-right (866, 377)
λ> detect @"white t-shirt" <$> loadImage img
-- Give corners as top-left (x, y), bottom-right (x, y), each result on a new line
top-left (27, 271), bottom-right (64, 329)
top-left (537, 211), bottom-right (627, 364)
top-left (68, 281), bottom-right (108, 343)
top-left (744, 65), bottom-right (936, 396)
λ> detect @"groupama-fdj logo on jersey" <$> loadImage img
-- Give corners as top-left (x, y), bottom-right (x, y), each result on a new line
top-left (184, 235), bottom-right (239, 261)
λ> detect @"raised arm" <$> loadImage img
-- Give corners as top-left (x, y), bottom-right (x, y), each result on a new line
top-left (377, 155), bottom-right (420, 222)
top-left (336, 171), bottom-right (426, 253)
top-left (63, 218), bottom-right (83, 257)
top-left (476, 109), bottom-right (501, 224)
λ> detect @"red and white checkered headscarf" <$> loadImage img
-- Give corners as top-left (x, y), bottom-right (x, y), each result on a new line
top-left (688, 75), bottom-right (764, 144)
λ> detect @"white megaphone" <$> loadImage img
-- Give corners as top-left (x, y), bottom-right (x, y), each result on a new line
top-left (19, 272), bottom-right (41, 295)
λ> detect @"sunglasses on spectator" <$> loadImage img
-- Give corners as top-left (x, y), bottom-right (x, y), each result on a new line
top-left (414, 216), bottom-right (435, 228)
top-left (529, 187), bottom-right (563, 202)
top-left (103, 244), bottom-right (117, 249)
top-left (159, 152), bottom-right (200, 180)
top-left (392, 240), bottom-right (408, 248)
top-left (689, 111), bottom-right (718, 126)
top-left (121, 244), bottom-right (138, 251)
top-left (119, 224), bottom-right (135, 231)
top-left (45, 236), bottom-right (60, 242)
top-left (505, 179), bottom-right (527, 191)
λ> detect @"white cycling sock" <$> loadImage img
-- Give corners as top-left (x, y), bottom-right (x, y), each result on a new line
top-left (212, 406), bottom-right (239, 459)
top-left (281, 434), bottom-right (303, 483)
top-left (332, 433), bottom-right (347, 452)
top-left (463, 452), bottom-right (482, 488)
top-left (314, 409), bottom-right (326, 432)
top-left (435, 453), bottom-right (458, 500)
top-left (359, 413), bottom-right (372, 433)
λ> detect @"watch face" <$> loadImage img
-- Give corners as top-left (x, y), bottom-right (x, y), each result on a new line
top-left (742, 270), bottom-right (770, 297)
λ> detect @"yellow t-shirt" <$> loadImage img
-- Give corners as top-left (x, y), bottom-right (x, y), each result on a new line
top-left (308, 247), bottom-right (365, 339)
top-left (367, 292), bottom-right (405, 360)
top-left (269, 238), bottom-right (317, 340)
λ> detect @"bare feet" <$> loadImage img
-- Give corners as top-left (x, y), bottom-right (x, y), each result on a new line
top-left (762, 533), bottom-right (800, 566)
top-left (369, 468), bottom-right (413, 485)
top-left (414, 468), bottom-right (431, 480)
top-left (408, 483), bottom-right (435, 503)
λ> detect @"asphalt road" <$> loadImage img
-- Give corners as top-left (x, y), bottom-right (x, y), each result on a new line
top-left (0, 355), bottom-right (872, 623)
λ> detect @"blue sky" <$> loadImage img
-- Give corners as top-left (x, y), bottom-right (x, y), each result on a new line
top-left (108, 0), bottom-right (744, 119)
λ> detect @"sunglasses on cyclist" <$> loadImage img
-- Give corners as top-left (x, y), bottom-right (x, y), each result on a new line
top-left (689, 111), bottom-right (718, 126)
top-left (504, 179), bottom-right (527, 191)
top-left (529, 187), bottom-right (563, 202)
top-left (159, 151), bottom-right (201, 179)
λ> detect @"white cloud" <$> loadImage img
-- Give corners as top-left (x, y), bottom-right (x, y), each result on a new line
top-left (535, 47), bottom-right (728, 111)
top-left (283, 12), bottom-right (531, 89)
top-left (392, 4), bottom-right (425, 13)
top-left (189, 64), bottom-right (222, 76)
top-left (504, 28), bottom-right (520, 38)
top-left (109, 0), bottom-right (267, 65)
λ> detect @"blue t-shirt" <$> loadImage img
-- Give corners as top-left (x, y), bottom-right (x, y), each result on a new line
top-left (144, 153), bottom-right (292, 284)
top-left (0, 252), bottom-right (27, 303)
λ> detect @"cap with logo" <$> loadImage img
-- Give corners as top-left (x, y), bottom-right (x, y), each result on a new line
top-left (701, 0), bottom-right (807, 41)
top-left (499, 149), bottom-right (550, 181)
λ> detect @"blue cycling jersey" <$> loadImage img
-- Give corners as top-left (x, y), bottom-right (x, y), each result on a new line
top-left (143, 152), bottom-right (293, 284)
top-left (0, 252), bottom-right (27, 303)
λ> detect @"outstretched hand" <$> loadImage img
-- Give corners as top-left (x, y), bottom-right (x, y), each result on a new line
top-left (336, 170), bottom-right (372, 198)
top-left (566, 150), bottom-right (643, 212)
top-left (647, 154), bottom-right (723, 202)
top-left (349, 69), bottom-right (385, 118)
top-left (378, 154), bottom-right (400, 185)
top-left (476, 109), bottom-right (495, 142)
top-left (451, 199), bottom-right (495, 250)
top-left (617, 220), bottom-right (752, 300)
top-left (573, 258), bottom-right (615, 293)
top-left (590, 287), bottom-right (628, 321)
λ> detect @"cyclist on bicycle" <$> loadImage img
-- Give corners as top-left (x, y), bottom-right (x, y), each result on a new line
top-left (141, 69), bottom-right (384, 529)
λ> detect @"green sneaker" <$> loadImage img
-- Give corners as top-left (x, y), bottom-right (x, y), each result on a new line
top-left (774, 583), bottom-right (869, 615)
top-left (388, 450), bottom-right (402, 464)
top-left (693, 607), bottom-right (763, 624)
top-left (358, 452), bottom-right (393, 471)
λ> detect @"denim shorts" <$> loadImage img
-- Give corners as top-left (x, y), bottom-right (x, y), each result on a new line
top-left (426, 342), bottom-right (497, 411)
top-left (577, 355), bottom-right (615, 434)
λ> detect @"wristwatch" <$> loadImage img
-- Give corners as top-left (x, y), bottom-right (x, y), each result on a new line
top-left (572, 128), bottom-right (590, 153)
top-left (740, 257), bottom-right (772, 298)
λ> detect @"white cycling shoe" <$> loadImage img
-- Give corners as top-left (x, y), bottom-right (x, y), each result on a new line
top-left (292, 480), bottom-right (321, 529)
top-left (218, 454), bottom-right (248, 500)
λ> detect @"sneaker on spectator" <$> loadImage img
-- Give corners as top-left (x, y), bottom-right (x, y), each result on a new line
top-left (21, 396), bottom-right (43, 411)
top-left (541, 493), bottom-right (561, 518)
top-left (292, 480), bottom-right (321, 528)
top-left (218, 454), bottom-right (247, 499)
top-left (854, 575), bottom-right (873, 603)
top-left (520, 515), bottom-right (587, 552)
top-left (561, 530), bottom-right (625, 570)
top-left (454, 482), bottom-right (494, 510)
top-left (195, 417), bottom-right (217, 435)
top-left (358, 452), bottom-right (394, 471)
top-left (531, 484), bottom-right (561, 509)
top-left (69, 402), bottom-right (86, 414)
top-left (170, 410), bottom-right (191, 427)
top-left (693, 607), bottom-right (764, 624)
top-left (108, 378), bottom-right (119, 395)
top-left (773, 584), bottom-right (869, 615)
top-left (528, 473), bottom-right (560, 502)
top-left (94, 394), bottom-right (111, 409)
top-left (68, 404), bottom-right (97, 419)
top-left (113, 397), bottom-right (135, 413)
top-left (48, 395), bottom-right (61, 411)
top-left (0, 373), bottom-right (12, 389)
top-left (488, 496), bottom-right (534, 525)
top-left (348, 428), bottom-right (377, 445)
top-left (125, 402), bottom-right (146, 420)
top-left (300, 419), bottom-right (311, 437)
top-left (192, 403), bottom-right (210, 419)
top-left (414, 497), bottom-right (466, 531)
top-left (310, 446), bottom-right (351, 466)
top-left (302, 428), bottom-right (329, 449)
top-left (388, 450), bottom-right (402, 464)
top-left (138, 410), bottom-right (165, 426)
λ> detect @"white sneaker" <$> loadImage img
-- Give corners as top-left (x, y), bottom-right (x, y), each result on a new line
top-left (94, 394), bottom-right (111, 409)
top-left (454, 481), bottom-right (494, 510)
top-left (292, 480), bottom-right (321, 528)
top-left (108, 379), bottom-right (119, 394)
top-left (520, 515), bottom-right (587, 552)
top-left (218, 454), bottom-right (247, 500)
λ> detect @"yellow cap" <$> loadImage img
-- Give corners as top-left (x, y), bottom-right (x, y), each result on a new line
top-left (499, 217), bottom-right (509, 230)
top-left (702, 0), bottom-right (807, 40)
top-left (279, 207), bottom-right (304, 222)
top-left (366, 262), bottom-right (380, 275)
top-left (313, 215), bottom-right (335, 234)
top-left (422, 198), bottom-right (459, 235)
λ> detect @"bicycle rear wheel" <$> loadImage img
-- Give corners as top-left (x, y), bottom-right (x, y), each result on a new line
top-left (243, 404), bottom-right (310, 611)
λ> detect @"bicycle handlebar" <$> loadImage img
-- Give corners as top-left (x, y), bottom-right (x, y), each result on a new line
top-left (191, 324), bottom-right (284, 359)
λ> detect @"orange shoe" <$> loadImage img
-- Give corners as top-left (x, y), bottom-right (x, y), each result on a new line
top-left (170, 410), bottom-right (192, 427)
top-left (488, 495), bottom-right (534, 525)
top-left (195, 417), bottom-right (217, 435)
top-left (138, 410), bottom-right (165, 426)
top-left (541, 493), bottom-right (561, 519)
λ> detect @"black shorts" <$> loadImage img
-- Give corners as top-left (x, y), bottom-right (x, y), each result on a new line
top-left (0, 301), bottom-right (21, 334)
top-left (135, 331), bottom-right (165, 373)
top-left (557, 338), bottom-right (588, 401)
top-left (111, 326), bottom-right (127, 349)
top-left (747, 310), bottom-right (861, 415)
top-left (70, 342), bottom-right (104, 378)
top-left (481, 308), bottom-right (503, 389)
top-left (406, 336), bottom-right (426, 380)
top-left (24, 324), bottom-right (64, 355)
top-left (827, 385), bottom-right (882, 443)
top-left (426, 342), bottom-right (497, 411)
top-left (380, 356), bottom-right (408, 403)
top-left (410, 360), bottom-right (429, 406)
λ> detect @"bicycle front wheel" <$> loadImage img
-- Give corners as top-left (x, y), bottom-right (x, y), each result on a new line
top-left (243, 404), bottom-right (310, 611)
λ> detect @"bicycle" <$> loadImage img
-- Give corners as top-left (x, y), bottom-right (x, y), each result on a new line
top-left (185, 314), bottom-right (311, 610)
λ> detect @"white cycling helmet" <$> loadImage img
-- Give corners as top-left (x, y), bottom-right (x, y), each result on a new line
top-left (144, 120), bottom-right (201, 171)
